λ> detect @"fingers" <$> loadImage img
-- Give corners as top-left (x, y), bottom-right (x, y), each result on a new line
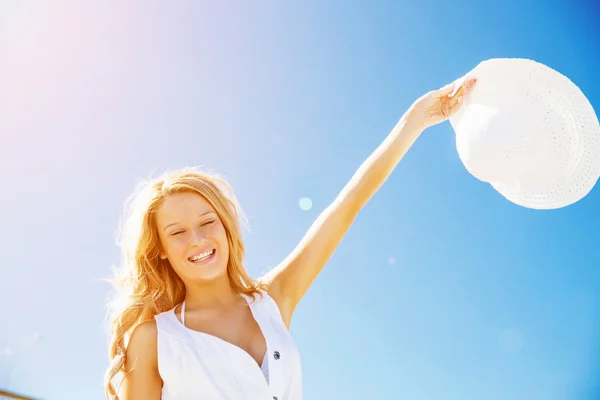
top-left (449, 79), bottom-right (463, 98)
top-left (438, 81), bottom-right (459, 97)
top-left (425, 76), bottom-right (478, 120)
top-left (446, 78), bottom-right (477, 113)
top-left (437, 76), bottom-right (476, 98)
top-left (447, 93), bottom-right (461, 113)
top-left (442, 103), bottom-right (451, 118)
top-left (462, 78), bottom-right (477, 92)
top-left (451, 78), bottom-right (477, 98)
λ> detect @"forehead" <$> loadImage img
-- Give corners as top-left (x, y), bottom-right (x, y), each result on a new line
top-left (155, 192), bottom-right (215, 227)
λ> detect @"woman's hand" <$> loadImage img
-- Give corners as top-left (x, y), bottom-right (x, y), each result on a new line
top-left (408, 77), bottom-right (477, 130)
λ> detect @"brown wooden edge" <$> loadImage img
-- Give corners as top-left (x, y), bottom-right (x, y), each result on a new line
top-left (0, 389), bottom-right (39, 400)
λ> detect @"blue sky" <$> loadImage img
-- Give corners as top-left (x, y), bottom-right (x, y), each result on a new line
top-left (1, 1), bottom-right (599, 399)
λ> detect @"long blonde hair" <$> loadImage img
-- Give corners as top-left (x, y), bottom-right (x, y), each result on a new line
top-left (104, 168), bottom-right (266, 399)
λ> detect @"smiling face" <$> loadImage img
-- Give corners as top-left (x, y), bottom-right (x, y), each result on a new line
top-left (155, 191), bottom-right (230, 284)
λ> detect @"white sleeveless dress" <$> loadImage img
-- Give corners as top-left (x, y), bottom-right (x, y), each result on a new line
top-left (154, 290), bottom-right (303, 400)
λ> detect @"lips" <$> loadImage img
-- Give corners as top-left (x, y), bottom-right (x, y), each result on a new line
top-left (188, 249), bottom-right (216, 263)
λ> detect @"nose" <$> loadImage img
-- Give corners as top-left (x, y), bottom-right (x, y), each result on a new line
top-left (190, 226), bottom-right (208, 246)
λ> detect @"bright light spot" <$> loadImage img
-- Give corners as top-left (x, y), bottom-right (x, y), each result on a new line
top-left (298, 197), bottom-right (312, 211)
top-left (498, 328), bottom-right (524, 354)
top-left (23, 332), bottom-right (42, 346)
top-left (387, 256), bottom-right (396, 265)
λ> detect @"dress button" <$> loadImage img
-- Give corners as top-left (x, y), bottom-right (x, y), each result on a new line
top-left (273, 350), bottom-right (280, 360)
top-left (273, 397), bottom-right (278, 400)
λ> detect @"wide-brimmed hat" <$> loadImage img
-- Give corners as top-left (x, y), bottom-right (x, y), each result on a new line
top-left (450, 58), bottom-right (600, 209)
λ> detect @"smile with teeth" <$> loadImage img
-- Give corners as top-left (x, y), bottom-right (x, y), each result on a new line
top-left (188, 249), bottom-right (216, 263)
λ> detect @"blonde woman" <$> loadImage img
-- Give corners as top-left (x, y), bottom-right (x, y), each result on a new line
top-left (104, 77), bottom-right (477, 400)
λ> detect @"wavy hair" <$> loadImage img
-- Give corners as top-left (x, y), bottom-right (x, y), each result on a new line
top-left (104, 168), bottom-right (266, 399)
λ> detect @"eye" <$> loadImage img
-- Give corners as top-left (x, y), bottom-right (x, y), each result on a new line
top-left (201, 220), bottom-right (216, 226)
top-left (171, 230), bottom-right (185, 236)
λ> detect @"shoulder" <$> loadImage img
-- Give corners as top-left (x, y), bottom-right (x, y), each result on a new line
top-left (125, 320), bottom-right (158, 369)
top-left (120, 320), bottom-right (163, 396)
top-left (131, 319), bottom-right (158, 342)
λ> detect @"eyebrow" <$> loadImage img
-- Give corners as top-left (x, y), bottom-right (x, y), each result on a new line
top-left (162, 211), bottom-right (215, 232)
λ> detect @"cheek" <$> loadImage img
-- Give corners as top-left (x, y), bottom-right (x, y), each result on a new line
top-left (160, 237), bottom-right (184, 260)
top-left (215, 227), bottom-right (230, 253)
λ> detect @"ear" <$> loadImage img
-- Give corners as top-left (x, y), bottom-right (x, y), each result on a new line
top-left (159, 249), bottom-right (167, 260)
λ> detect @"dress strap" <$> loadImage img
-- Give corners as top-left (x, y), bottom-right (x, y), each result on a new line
top-left (180, 301), bottom-right (186, 327)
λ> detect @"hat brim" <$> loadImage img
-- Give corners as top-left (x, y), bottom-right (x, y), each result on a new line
top-left (450, 58), bottom-right (600, 210)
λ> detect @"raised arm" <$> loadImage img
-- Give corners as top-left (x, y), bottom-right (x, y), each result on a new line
top-left (264, 77), bottom-right (477, 327)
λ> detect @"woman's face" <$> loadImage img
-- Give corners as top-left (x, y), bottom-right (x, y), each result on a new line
top-left (155, 192), bottom-right (230, 284)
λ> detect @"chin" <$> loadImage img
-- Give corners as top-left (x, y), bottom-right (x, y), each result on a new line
top-left (187, 260), bottom-right (227, 283)
top-left (196, 269), bottom-right (227, 283)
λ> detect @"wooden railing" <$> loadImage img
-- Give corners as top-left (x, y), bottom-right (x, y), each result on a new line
top-left (0, 389), bottom-right (38, 400)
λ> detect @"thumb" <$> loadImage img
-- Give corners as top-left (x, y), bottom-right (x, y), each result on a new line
top-left (438, 75), bottom-right (473, 98)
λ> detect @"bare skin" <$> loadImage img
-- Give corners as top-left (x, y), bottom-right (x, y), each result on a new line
top-left (119, 78), bottom-right (477, 399)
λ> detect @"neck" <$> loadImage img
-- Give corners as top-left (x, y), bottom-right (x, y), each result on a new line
top-left (183, 274), bottom-right (242, 310)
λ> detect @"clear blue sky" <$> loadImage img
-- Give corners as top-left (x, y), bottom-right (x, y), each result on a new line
top-left (1, 1), bottom-right (599, 399)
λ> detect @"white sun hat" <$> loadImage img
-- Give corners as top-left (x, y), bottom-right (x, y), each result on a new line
top-left (449, 58), bottom-right (600, 209)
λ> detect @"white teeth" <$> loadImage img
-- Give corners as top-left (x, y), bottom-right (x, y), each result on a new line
top-left (189, 249), bottom-right (214, 262)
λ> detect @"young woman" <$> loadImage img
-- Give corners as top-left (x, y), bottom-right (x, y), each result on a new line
top-left (104, 77), bottom-right (477, 400)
